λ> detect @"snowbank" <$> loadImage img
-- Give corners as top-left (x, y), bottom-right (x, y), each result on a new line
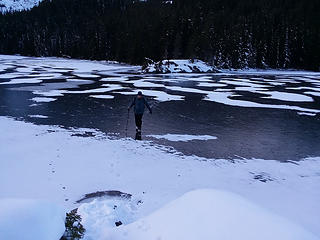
top-left (105, 189), bottom-right (318, 240)
top-left (142, 59), bottom-right (217, 73)
top-left (77, 198), bottom-right (138, 240)
top-left (0, 198), bottom-right (65, 240)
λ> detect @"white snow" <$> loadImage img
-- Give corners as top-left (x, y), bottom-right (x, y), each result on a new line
top-left (205, 91), bottom-right (320, 113)
top-left (101, 77), bottom-right (129, 82)
top-left (286, 86), bottom-right (320, 92)
top-left (89, 95), bottom-right (115, 99)
top-left (297, 112), bottom-right (317, 116)
top-left (104, 189), bottom-right (319, 240)
top-left (31, 97), bottom-right (57, 102)
top-left (28, 114), bottom-right (49, 118)
top-left (133, 80), bottom-right (165, 88)
top-left (262, 91), bottom-right (314, 102)
top-left (0, 198), bottom-right (65, 240)
top-left (0, 78), bottom-right (42, 85)
top-left (143, 59), bottom-right (214, 73)
top-left (0, 55), bottom-right (138, 74)
top-left (148, 134), bottom-right (217, 142)
top-left (78, 198), bottom-right (138, 239)
top-left (305, 91), bottom-right (320, 97)
top-left (0, 0), bottom-right (42, 12)
top-left (74, 73), bottom-right (101, 78)
top-left (0, 72), bottom-right (26, 79)
top-left (0, 117), bottom-right (319, 239)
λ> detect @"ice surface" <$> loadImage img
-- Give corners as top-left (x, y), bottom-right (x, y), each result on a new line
top-left (1, 55), bottom-right (319, 115)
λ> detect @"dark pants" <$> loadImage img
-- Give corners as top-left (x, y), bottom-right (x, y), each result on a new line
top-left (135, 114), bottom-right (143, 130)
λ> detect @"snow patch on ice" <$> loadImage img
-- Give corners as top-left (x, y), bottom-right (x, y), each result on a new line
top-left (0, 78), bottom-right (42, 85)
top-left (297, 112), bottom-right (317, 116)
top-left (205, 91), bottom-right (320, 113)
top-left (305, 91), bottom-right (320, 97)
top-left (89, 95), bottom-right (114, 99)
top-left (262, 91), bottom-right (314, 102)
top-left (28, 114), bottom-right (49, 118)
top-left (148, 134), bottom-right (217, 142)
top-left (31, 97), bottom-right (57, 102)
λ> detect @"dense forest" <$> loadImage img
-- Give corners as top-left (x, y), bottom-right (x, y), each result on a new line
top-left (0, 0), bottom-right (319, 70)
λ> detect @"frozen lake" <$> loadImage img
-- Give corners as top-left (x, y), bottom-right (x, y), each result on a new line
top-left (1, 55), bottom-right (320, 160)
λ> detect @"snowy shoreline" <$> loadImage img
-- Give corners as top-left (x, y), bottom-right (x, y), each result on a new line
top-left (1, 54), bottom-right (320, 74)
top-left (0, 116), bottom-right (319, 239)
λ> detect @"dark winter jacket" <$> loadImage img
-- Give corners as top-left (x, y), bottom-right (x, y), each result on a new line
top-left (129, 96), bottom-right (152, 115)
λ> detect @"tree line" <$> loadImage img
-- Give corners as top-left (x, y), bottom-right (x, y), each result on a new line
top-left (0, 0), bottom-right (319, 70)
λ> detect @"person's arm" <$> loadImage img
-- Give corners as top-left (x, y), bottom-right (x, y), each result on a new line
top-left (128, 98), bottom-right (135, 111)
top-left (144, 98), bottom-right (152, 114)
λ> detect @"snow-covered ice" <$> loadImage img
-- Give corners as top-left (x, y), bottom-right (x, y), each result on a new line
top-left (1, 55), bottom-right (319, 115)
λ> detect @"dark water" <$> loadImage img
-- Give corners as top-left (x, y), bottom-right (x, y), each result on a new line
top-left (1, 61), bottom-right (320, 161)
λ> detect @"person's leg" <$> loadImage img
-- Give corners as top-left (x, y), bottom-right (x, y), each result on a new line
top-left (134, 114), bottom-right (139, 129)
top-left (135, 114), bottom-right (143, 131)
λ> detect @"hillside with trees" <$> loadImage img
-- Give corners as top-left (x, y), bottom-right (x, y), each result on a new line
top-left (0, 0), bottom-right (319, 70)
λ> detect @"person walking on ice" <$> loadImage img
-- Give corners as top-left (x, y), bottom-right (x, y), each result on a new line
top-left (128, 91), bottom-right (152, 138)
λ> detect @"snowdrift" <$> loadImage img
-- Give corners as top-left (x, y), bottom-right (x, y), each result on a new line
top-left (0, 199), bottom-right (65, 240)
top-left (103, 189), bottom-right (318, 240)
top-left (142, 59), bottom-right (217, 73)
